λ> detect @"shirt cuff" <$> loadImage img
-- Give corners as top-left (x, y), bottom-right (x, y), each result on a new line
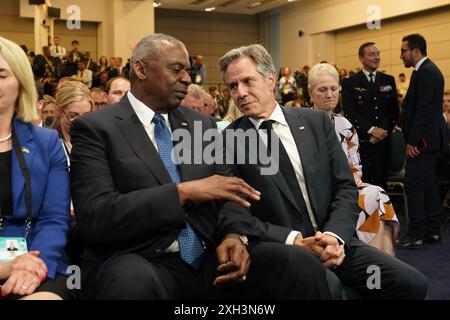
top-left (323, 231), bottom-right (345, 246)
top-left (286, 231), bottom-right (302, 245)
top-left (367, 126), bottom-right (376, 134)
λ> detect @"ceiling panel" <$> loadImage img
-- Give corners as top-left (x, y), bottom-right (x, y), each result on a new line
top-left (153, 0), bottom-right (301, 15)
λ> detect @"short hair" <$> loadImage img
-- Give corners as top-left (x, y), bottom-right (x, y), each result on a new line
top-left (130, 33), bottom-right (185, 78)
top-left (444, 90), bottom-right (450, 96)
top-left (91, 87), bottom-right (105, 94)
top-left (402, 34), bottom-right (427, 55)
top-left (71, 40), bottom-right (79, 45)
top-left (55, 81), bottom-right (94, 112)
top-left (41, 94), bottom-right (56, 107)
top-left (218, 44), bottom-right (276, 83)
top-left (358, 42), bottom-right (376, 57)
top-left (105, 76), bottom-right (130, 94)
top-left (185, 84), bottom-right (205, 100)
top-left (208, 86), bottom-right (217, 92)
top-left (308, 63), bottom-right (339, 89)
top-left (399, 73), bottom-right (405, 77)
top-left (0, 36), bottom-right (37, 122)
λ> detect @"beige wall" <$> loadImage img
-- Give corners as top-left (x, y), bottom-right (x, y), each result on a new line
top-left (155, 8), bottom-right (259, 85)
top-left (6, 0), bottom-right (154, 60)
top-left (336, 6), bottom-right (450, 90)
top-left (278, 0), bottom-right (450, 77)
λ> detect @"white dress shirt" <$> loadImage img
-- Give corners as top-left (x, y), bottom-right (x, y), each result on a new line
top-left (249, 104), bottom-right (345, 245)
top-left (72, 69), bottom-right (93, 88)
top-left (50, 45), bottom-right (66, 60)
top-left (414, 56), bottom-right (428, 71)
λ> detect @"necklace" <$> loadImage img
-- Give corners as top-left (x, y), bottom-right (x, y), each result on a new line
top-left (0, 132), bottom-right (12, 143)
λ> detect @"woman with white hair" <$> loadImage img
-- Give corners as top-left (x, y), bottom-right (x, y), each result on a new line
top-left (308, 62), bottom-right (399, 255)
top-left (0, 36), bottom-right (71, 299)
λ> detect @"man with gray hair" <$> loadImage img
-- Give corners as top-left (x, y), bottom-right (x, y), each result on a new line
top-left (70, 34), bottom-right (332, 300)
top-left (182, 84), bottom-right (217, 118)
top-left (220, 44), bottom-right (427, 299)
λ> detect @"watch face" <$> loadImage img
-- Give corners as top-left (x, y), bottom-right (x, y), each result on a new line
top-left (239, 235), bottom-right (249, 246)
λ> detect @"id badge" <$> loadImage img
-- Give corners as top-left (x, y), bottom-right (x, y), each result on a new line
top-left (0, 237), bottom-right (28, 262)
top-left (283, 89), bottom-right (289, 95)
top-left (195, 74), bottom-right (202, 84)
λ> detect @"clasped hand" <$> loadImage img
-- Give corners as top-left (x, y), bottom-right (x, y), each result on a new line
top-left (294, 231), bottom-right (345, 269)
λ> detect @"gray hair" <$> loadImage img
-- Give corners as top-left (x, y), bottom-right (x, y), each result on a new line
top-left (182, 84), bottom-right (215, 107)
top-left (218, 44), bottom-right (276, 84)
top-left (130, 33), bottom-right (185, 77)
top-left (308, 63), bottom-right (339, 89)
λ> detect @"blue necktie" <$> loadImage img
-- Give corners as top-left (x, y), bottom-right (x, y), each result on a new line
top-left (152, 113), bottom-right (205, 269)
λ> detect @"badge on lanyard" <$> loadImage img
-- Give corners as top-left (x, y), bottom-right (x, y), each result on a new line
top-left (0, 237), bottom-right (28, 262)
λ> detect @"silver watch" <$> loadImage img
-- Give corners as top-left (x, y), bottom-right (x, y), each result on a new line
top-left (239, 235), bottom-right (249, 246)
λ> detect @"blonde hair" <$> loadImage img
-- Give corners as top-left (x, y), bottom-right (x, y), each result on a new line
top-left (0, 36), bottom-right (38, 122)
top-left (41, 94), bottom-right (56, 107)
top-left (55, 81), bottom-right (94, 112)
top-left (223, 100), bottom-right (243, 122)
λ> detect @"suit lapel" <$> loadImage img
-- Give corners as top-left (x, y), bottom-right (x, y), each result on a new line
top-left (114, 98), bottom-right (172, 185)
top-left (282, 108), bottom-right (318, 215)
top-left (168, 107), bottom-right (195, 182)
top-left (240, 116), bottom-right (300, 212)
top-left (12, 119), bottom-right (36, 211)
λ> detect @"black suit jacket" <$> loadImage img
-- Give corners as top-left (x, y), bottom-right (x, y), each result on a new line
top-left (223, 107), bottom-right (359, 246)
top-left (70, 96), bottom-right (258, 261)
top-left (402, 59), bottom-right (446, 152)
top-left (342, 70), bottom-right (399, 141)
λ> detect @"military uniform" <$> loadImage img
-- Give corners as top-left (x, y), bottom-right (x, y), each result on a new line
top-left (342, 70), bottom-right (399, 189)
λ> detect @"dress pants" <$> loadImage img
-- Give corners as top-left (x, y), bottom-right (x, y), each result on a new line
top-left (405, 152), bottom-right (442, 238)
top-left (360, 138), bottom-right (389, 190)
top-left (80, 242), bottom-right (331, 300)
top-left (334, 239), bottom-right (427, 299)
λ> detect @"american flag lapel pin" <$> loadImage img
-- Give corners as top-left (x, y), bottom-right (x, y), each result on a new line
top-left (181, 122), bottom-right (188, 127)
top-left (299, 126), bottom-right (305, 131)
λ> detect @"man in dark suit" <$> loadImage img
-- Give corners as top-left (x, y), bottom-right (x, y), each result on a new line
top-left (70, 34), bottom-right (331, 300)
top-left (397, 34), bottom-right (447, 247)
top-left (342, 42), bottom-right (399, 189)
top-left (219, 44), bottom-right (427, 299)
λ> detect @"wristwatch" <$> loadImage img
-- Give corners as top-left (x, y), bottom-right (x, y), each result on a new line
top-left (238, 234), bottom-right (249, 246)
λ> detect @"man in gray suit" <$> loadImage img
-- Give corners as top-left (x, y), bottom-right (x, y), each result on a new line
top-left (220, 44), bottom-right (427, 299)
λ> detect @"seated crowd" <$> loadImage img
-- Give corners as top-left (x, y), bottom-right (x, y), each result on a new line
top-left (0, 31), bottom-right (448, 300)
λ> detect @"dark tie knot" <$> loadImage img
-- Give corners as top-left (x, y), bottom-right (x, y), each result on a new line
top-left (259, 119), bottom-right (275, 131)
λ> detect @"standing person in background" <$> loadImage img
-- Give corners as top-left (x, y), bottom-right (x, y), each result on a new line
top-left (50, 36), bottom-right (66, 61)
top-left (191, 54), bottom-right (206, 85)
top-left (342, 42), bottom-right (399, 190)
top-left (397, 34), bottom-right (447, 248)
top-left (278, 67), bottom-right (297, 105)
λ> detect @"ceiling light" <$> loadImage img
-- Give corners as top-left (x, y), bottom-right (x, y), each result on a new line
top-left (205, 7), bottom-right (215, 11)
top-left (153, 2), bottom-right (161, 7)
top-left (248, 2), bottom-right (262, 8)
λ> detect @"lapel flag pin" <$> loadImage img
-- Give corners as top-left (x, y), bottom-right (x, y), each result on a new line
top-left (22, 147), bottom-right (30, 153)
top-left (299, 126), bottom-right (305, 131)
top-left (181, 122), bottom-right (188, 126)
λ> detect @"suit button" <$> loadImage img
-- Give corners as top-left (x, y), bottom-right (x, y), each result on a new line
top-left (374, 106), bottom-right (378, 110)
top-left (373, 97), bottom-right (377, 100)
top-left (375, 116), bottom-right (379, 119)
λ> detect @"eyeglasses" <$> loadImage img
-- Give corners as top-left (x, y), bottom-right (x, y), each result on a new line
top-left (62, 111), bottom-right (82, 122)
top-left (94, 102), bottom-right (107, 109)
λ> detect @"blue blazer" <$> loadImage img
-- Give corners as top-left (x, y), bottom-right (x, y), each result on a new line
top-left (2, 118), bottom-right (70, 279)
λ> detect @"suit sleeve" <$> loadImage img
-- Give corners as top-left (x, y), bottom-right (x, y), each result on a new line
top-left (321, 112), bottom-right (359, 247)
top-left (29, 131), bottom-right (70, 279)
top-left (70, 117), bottom-right (186, 249)
top-left (407, 68), bottom-right (439, 146)
top-left (342, 77), bottom-right (372, 140)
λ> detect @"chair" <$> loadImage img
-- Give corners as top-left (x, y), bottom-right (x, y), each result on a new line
top-left (386, 131), bottom-right (408, 225)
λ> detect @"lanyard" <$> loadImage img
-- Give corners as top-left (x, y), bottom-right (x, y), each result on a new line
top-left (0, 128), bottom-right (33, 239)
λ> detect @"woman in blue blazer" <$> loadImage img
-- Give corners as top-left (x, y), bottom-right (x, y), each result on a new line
top-left (0, 36), bottom-right (71, 299)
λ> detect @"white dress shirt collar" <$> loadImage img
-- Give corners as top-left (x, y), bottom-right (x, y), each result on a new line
top-left (127, 91), bottom-right (170, 129)
top-left (414, 56), bottom-right (428, 71)
top-left (248, 103), bottom-right (287, 130)
top-left (362, 69), bottom-right (377, 82)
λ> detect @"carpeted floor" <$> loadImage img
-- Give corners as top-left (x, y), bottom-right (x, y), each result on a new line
top-left (395, 216), bottom-right (450, 299)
